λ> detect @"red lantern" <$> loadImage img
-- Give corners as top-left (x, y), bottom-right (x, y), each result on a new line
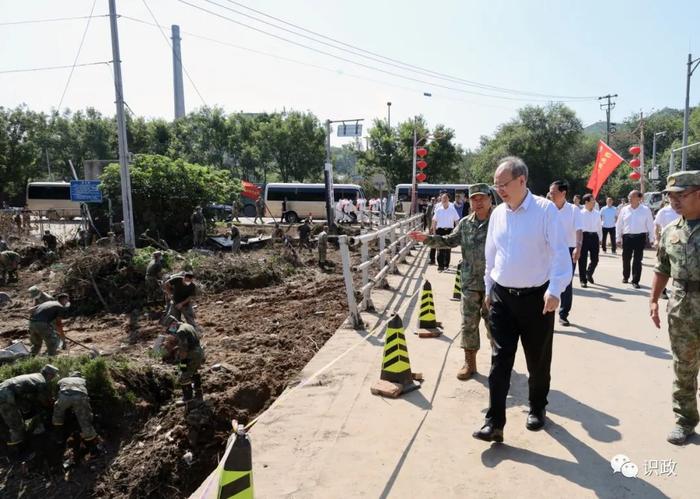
top-left (629, 145), bottom-right (641, 156)
top-left (417, 160), bottom-right (427, 170)
top-left (416, 147), bottom-right (428, 158)
top-left (629, 158), bottom-right (641, 168)
top-left (629, 171), bottom-right (641, 180)
top-left (416, 172), bottom-right (427, 182)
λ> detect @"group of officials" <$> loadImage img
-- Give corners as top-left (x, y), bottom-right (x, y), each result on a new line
top-left (410, 157), bottom-right (700, 446)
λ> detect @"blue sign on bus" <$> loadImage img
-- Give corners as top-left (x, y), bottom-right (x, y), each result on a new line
top-left (70, 180), bottom-right (102, 203)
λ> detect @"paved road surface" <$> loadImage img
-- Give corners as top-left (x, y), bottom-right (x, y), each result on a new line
top-left (207, 244), bottom-right (697, 498)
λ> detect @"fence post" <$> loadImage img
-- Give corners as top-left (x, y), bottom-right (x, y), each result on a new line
top-left (378, 229), bottom-right (388, 288)
top-left (389, 225), bottom-right (399, 274)
top-left (338, 235), bottom-right (362, 329)
top-left (360, 240), bottom-right (374, 311)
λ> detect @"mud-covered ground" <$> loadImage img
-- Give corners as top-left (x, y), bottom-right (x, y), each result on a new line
top-left (0, 238), bottom-right (357, 498)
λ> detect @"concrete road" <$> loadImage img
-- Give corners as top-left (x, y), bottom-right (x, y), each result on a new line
top-left (242, 245), bottom-right (697, 498)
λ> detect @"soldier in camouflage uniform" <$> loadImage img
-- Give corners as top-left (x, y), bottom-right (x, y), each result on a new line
top-left (52, 372), bottom-right (101, 454)
top-left (0, 364), bottom-right (58, 449)
top-left (410, 183), bottom-right (493, 380)
top-left (0, 250), bottom-right (20, 284)
top-left (145, 251), bottom-right (164, 305)
top-left (650, 170), bottom-right (700, 445)
top-left (28, 294), bottom-right (70, 356)
top-left (168, 321), bottom-right (205, 408)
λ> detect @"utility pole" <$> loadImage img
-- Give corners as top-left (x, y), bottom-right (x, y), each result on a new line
top-left (651, 131), bottom-right (666, 182)
top-left (386, 101), bottom-right (391, 128)
top-left (681, 53), bottom-right (700, 170)
top-left (324, 120), bottom-right (335, 234)
top-left (598, 94), bottom-right (618, 145)
top-left (639, 111), bottom-right (645, 193)
top-left (108, 0), bottom-right (136, 248)
top-left (171, 24), bottom-right (185, 119)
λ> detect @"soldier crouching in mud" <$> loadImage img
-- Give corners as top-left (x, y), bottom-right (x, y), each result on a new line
top-left (161, 319), bottom-right (205, 411)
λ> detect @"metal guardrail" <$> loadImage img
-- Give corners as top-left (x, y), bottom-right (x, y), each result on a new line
top-left (338, 214), bottom-right (423, 329)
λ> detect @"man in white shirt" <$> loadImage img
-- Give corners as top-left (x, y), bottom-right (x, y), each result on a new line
top-left (654, 200), bottom-right (680, 240)
top-left (616, 190), bottom-right (655, 289)
top-left (473, 157), bottom-right (570, 443)
top-left (431, 193), bottom-right (460, 271)
top-left (578, 194), bottom-right (603, 287)
top-left (548, 180), bottom-right (582, 327)
top-left (600, 197), bottom-right (618, 253)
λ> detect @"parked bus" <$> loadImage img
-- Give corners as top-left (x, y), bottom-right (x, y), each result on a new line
top-left (265, 183), bottom-right (365, 223)
top-left (393, 183), bottom-right (501, 214)
top-left (26, 181), bottom-right (82, 220)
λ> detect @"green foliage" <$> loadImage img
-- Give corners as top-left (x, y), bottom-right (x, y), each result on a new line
top-left (0, 355), bottom-right (119, 407)
top-left (357, 116), bottom-right (463, 188)
top-left (100, 154), bottom-right (240, 242)
top-left (132, 246), bottom-right (174, 273)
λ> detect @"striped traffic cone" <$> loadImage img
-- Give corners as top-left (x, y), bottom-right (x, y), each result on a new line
top-left (452, 261), bottom-right (462, 301)
top-left (371, 314), bottom-right (421, 397)
top-left (217, 423), bottom-right (254, 499)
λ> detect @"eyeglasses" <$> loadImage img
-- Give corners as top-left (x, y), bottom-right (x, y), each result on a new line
top-left (494, 176), bottom-right (520, 191)
top-left (668, 188), bottom-right (698, 201)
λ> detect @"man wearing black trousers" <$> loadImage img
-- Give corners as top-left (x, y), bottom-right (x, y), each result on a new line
top-left (616, 190), bottom-right (655, 289)
top-left (578, 194), bottom-right (602, 287)
top-left (473, 157), bottom-right (570, 443)
top-left (600, 197), bottom-right (618, 253)
top-left (431, 193), bottom-right (460, 271)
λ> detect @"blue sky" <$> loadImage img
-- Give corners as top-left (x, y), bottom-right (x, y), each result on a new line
top-left (1, 0), bottom-right (698, 149)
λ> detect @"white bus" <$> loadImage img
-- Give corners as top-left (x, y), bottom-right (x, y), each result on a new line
top-left (265, 183), bottom-right (365, 223)
top-left (393, 183), bottom-right (501, 214)
top-left (26, 181), bottom-right (82, 220)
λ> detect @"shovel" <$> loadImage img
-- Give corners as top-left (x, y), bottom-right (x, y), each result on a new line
top-left (63, 335), bottom-right (101, 357)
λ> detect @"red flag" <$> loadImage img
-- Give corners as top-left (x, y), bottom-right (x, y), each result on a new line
top-left (240, 180), bottom-right (261, 200)
top-left (587, 140), bottom-right (624, 199)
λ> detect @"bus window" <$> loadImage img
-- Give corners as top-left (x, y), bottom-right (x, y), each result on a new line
top-left (296, 188), bottom-right (325, 201)
top-left (27, 184), bottom-right (71, 200)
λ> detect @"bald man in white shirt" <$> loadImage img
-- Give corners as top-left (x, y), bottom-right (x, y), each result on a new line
top-left (578, 194), bottom-right (603, 287)
top-left (616, 190), bottom-right (655, 289)
top-left (473, 156), bottom-right (570, 443)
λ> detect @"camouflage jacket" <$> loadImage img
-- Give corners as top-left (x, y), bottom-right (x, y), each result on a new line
top-left (57, 376), bottom-right (89, 396)
top-left (0, 373), bottom-right (51, 406)
top-left (655, 217), bottom-right (700, 282)
top-left (424, 208), bottom-right (491, 292)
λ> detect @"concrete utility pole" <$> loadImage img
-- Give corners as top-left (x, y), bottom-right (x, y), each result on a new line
top-left (639, 111), bottom-right (645, 194)
top-left (681, 53), bottom-right (700, 170)
top-left (651, 131), bottom-right (666, 181)
top-left (324, 120), bottom-right (335, 234)
top-left (108, 0), bottom-right (136, 248)
top-left (386, 101), bottom-right (391, 128)
top-left (598, 94), bottom-right (618, 145)
top-left (171, 24), bottom-right (185, 119)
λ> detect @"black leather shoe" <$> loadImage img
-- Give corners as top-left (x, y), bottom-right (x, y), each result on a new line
top-left (622, 278), bottom-right (628, 284)
top-left (472, 424), bottom-right (504, 443)
top-left (526, 410), bottom-right (546, 431)
top-left (587, 274), bottom-right (595, 284)
top-left (559, 317), bottom-right (570, 327)
top-left (632, 283), bottom-right (640, 289)
top-left (581, 282), bottom-right (588, 288)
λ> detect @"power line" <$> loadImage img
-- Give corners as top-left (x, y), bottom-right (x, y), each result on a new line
top-left (141, 0), bottom-right (207, 107)
top-left (121, 15), bottom-right (518, 112)
top-left (178, 0), bottom-right (592, 103)
top-left (0, 14), bottom-right (109, 26)
top-left (209, 0), bottom-right (597, 100)
top-left (57, 0), bottom-right (98, 110)
top-left (0, 61), bottom-right (111, 75)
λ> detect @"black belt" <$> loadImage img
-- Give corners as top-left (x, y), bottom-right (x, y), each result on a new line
top-left (623, 233), bottom-right (646, 237)
top-left (583, 231), bottom-right (599, 235)
top-left (673, 280), bottom-right (700, 292)
top-left (495, 282), bottom-right (548, 297)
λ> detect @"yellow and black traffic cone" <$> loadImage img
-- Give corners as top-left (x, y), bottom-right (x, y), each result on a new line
top-left (371, 314), bottom-right (421, 397)
top-left (217, 423), bottom-right (254, 499)
top-left (452, 261), bottom-right (462, 301)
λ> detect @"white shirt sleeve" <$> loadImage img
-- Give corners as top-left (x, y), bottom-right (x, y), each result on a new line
top-left (615, 207), bottom-right (624, 240)
top-left (484, 211), bottom-right (496, 295)
top-left (596, 212), bottom-right (603, 239)
top-left (544, 203), bottom-right (572, 299)
top-left (645, 207), bottom-right (655, 243)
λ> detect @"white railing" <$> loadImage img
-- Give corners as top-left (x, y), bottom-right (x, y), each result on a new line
top-left (338, 214), bottom-right (423, 329)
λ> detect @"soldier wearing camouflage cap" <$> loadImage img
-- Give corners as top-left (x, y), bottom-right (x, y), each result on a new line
top-left (28, 285), bottom-right (54, 306)
top-left (650, 170), bottom-right (700, 445)
top-left (0, 364), bottom-right (58, 449)
top-left (410, 183), bottom-right (494, 380)
top-left (53, 371), bottom-right (101, 455)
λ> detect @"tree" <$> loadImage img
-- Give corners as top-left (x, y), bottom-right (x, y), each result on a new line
top-left (100, 154), bottom-right (240, 244)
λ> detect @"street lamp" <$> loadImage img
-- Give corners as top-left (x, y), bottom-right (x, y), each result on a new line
top-left (681, 53), bottom-right (700, 170)
top-left (669, 141), bottom-right (700, 175)
top-left (650, 131), bottom-right (666, 181)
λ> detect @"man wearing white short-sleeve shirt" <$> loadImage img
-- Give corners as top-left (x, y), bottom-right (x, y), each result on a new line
top-left (472, 156), bottom-right (570, 443)
top-left (431, 193), bottom-right (460, 271)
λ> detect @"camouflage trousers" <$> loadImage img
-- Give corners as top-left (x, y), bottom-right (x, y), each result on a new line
top-left (192, 224), bottom-right (206, 246)
top-left (667, 287), bottom-right (700, 431)
top-left (0, 391), bottom-right (25, 445)
top-left (145, 276), bottom-right (162, 304)
top-left (460, 290), bottom-right (491, 350)
top-left (53, 392), bottom-right (97, 441)
top-left (29, 320), bottom-right (60, 356)
top-left (165, 301), bottom-right (198, 331)
top-left (178, 348), bottom-right (204, 385)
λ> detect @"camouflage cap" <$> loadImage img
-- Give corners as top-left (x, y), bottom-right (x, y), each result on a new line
top-left (41, 364), bottom-right (59, 378)
top-left (663, 170), bottom-right (700, 193)
top-left (28, 285), bottom-right (40, 296)
top-left (468, 183), bottom-right (491, 198)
